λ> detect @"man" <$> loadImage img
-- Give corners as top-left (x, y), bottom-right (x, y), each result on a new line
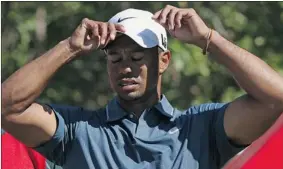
top-left (2, 5), bottom-right (283, 169)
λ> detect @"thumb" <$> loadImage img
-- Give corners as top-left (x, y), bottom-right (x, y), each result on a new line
top-left (83, 38), bottom-right (99, 50)
top-left (114, 24), bottom-right (126, 32)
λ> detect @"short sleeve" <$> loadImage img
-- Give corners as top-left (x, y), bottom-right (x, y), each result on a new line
top-left (194, 103), bottom-right (247, 167)
top-left (212, 103), bottom-right (247, 166)
top-left (34, 104), bottom-right (84, 166)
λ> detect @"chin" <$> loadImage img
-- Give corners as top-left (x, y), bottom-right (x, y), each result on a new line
top-left (118, 91), bottom-right (144, 101)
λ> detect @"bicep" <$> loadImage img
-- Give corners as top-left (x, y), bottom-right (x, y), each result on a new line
top-left (2, 102), bottom-right (57, 148)
top-left (224, 94), bottom-right (280, 145)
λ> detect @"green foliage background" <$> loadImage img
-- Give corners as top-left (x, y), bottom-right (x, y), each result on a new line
top-left (2, 1), bottom-right (283, 110)
top-left (1, 2), bottom-right (283, 168)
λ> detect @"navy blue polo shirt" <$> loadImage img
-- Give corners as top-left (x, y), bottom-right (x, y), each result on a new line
top-left (35, 95), bottom-right (244, 169)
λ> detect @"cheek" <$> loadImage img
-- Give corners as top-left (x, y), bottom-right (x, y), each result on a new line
top-left (107, 65), bottom-right (117, 83)
top-left (139, 65), bottom-right (148, 80)
top-left (143, 62), bottom-right (159, 83)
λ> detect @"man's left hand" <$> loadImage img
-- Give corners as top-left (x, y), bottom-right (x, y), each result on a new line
top-left (153, 5), bottom-right (210, 47)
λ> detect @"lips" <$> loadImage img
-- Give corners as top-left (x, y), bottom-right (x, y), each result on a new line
top-left (118, 79), bottom-right (138, 86)
top-left (120, 83), bottom-right (137, 86)
top-left (118, 79), bottom-right (139, 91)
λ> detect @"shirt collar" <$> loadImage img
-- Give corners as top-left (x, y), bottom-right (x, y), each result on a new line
top-left (106, 97), bottom-right (127, 122)
top-left (153, 94), bottom-right (174, 118)
top-left (106, 94), bottom-right (174, 122)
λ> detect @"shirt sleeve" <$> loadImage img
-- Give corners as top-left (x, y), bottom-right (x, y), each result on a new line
top-left (212, 103), bottom-right (247, 167)
top-left (195, 103), bottom-right (247, 167)
top-left (33, 104), bottom-right (83, 166)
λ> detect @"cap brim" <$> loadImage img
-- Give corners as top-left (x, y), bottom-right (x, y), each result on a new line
top-left (103, 19), bottom-right (161, 50)
top-left (102, 31), bottom-right (158, 50)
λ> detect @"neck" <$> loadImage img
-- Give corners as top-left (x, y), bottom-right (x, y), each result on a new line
top-left (118, 92), bottom-right (161, 118)
top-left (118, 76), bottom-right (163, 117)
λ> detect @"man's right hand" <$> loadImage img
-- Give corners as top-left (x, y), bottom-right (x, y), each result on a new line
top-left (68, 18), bottom-right (125, 54)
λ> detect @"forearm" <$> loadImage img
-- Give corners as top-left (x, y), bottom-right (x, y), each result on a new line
top-left (208, 31), bottom-right (283, 110)
top-left (1, 38), bottom-right (75, 116)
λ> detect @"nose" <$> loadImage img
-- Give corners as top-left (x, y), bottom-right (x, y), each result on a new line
top-left (119, 62), bottom-right (132, 75)
top-left (120, 67), bottom-right (132, 74)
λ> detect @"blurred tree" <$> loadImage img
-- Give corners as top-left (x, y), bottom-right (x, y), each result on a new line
top-left (2, 2), bottom-right (283, 168)
top-left (2, 1), bottom-right (283, 109)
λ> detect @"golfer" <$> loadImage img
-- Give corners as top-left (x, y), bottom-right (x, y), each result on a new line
top-left (2, 5), bottom-right (283, 169)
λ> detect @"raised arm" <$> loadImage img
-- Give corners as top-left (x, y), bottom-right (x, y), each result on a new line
top-left (1, 18), bottom-right (124, 147)
top-left (207, 30), bottom-right (283, 145)
top-left (2, 39), bottom-right (73, 148)
top-left (153, 5), bottom-right (283, 145)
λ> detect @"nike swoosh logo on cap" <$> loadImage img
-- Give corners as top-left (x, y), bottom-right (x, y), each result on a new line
top-left (118, 17), bottom-right (136, 23)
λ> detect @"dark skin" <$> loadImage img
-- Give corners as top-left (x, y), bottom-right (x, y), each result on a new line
top-left (105, 35), bottom-right (171, 117)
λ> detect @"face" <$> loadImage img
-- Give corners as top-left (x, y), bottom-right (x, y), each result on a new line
top-left (105, 35), bottom-right (161, 101)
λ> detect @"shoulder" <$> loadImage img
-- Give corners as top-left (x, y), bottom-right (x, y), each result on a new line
top-left (47, 103), bottom-right (107, 124)
top-left (172, 103), bottom-right (229, 119)
top-left (181, 103), bottom-right (230, 129)
top-left (190, 103), bottom-right (229, 115)
top-left (174, 103), bottom-right (229, 124)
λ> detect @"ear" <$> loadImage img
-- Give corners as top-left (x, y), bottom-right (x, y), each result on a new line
top-left (159, 50), bottom-right (171, 74)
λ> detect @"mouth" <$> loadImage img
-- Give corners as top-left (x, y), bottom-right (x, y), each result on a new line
top-left (118, 79), bottom-right (139, 91)
top-left (120, 82), bottom-right (138, 86)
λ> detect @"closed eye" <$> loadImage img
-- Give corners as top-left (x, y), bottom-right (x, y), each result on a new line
top-left (112, 58), bottom-right (122, 63)
top-left (107, 53), bottom-right (122, 63)
top-left (131, 52), bottom-right (144, 61)
top-left (132, 57), bottom-right (143, 61)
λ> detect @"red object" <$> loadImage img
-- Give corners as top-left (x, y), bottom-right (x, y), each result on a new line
top-left (224, 113), bottom-right (283, 169)
top-left (1, 132), bottom-right (46, 169)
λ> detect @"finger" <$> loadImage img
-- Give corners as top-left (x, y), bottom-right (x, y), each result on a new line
top-left (185, 8), bottom-right (197, 19)
top-left (105, 36), bottom-right (112, 46)
top-left (114, 24), bottom-right (125, 32)
top-left (161, 22), bottom-right (170, 31)
top-left (83, 18), bottom-right (98, 35)
top-left (84, 38), bottom-right (98, 50)
top-left (177, 9), bottom-right (197, 28)
top-left (80, 19), bottom-right (102, 50)
top-left (100, 23), bottom-right (108, 45)
top-left (91, 23), bottom-right (99, 39)
top-left (102, 23), bottom-right (115, 47)
top-left (92, 23), bottom-right (101, 48)
top-left (152, 10), bottom-right (162, 19)
top-left (73, 18), bottom-right (90, 44)
top-left (168, 9), bottom-right (178, 30)
top-left (175, 11), bottom-right (184, 28)
top-left (86, 32), bottom-right (91, 41)
top-left (108, 23), bottom-right (116, 40)
top-left (159, 7), bottom-right (172, 24)
top-left (156, 20), bottom-right (169, 31)
top-left (83, 19), bottom-right (100, 44)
